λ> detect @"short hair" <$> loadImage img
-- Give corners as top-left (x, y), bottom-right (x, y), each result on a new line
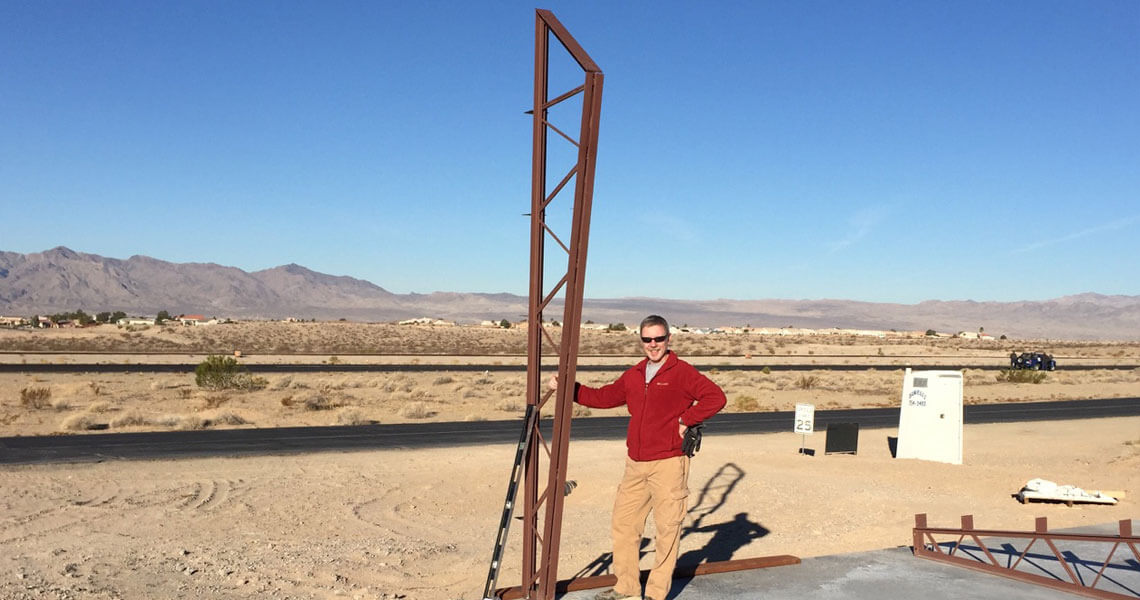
top-left (639, 314), bottom-right (669, 335)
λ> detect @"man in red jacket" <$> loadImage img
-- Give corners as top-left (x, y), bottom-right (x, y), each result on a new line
top-left (550, 315), bottom-right (726, 600)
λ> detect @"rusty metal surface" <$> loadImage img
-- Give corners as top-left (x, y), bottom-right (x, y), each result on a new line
top-left (497, 555), bottom-right (802, 600)
top-left (514, 9), bottom-right (604, 600)
top-left (914, 514), bottom-right (1140, 600)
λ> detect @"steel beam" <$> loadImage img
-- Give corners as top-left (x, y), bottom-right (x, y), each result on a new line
top-left (914, 514), bottom-right (1140, 600)
top-left (518, 9), bottom-right (604, 600)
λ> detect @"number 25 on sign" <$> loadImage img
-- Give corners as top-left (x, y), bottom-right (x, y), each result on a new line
top-left (794, 403), bottom-right (814, 456)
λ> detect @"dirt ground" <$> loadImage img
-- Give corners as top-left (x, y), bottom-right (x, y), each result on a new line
top-left (2, 418), bottom-right (1138, 600)
top-left (1, 323), bottom-right (1138, 599)
top-left (2, 323), bottom-right (1138, 438)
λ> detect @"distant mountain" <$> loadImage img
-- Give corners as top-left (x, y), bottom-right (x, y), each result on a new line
top-left (1, 247), bottom-right (1138, 340)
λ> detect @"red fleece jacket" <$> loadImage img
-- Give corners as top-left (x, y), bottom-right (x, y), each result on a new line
top-left (575, 351), bottom-right (726, 461)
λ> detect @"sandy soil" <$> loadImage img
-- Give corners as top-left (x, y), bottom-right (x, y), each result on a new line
top-left (2, 417), bottom-right (1138, 600)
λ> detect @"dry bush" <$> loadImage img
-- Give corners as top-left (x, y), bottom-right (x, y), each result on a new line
top-left (177, 388), bottom-right (192, 400)
top-left (88, 381), bottom-right (103, 395)
top-left (995, 369), bottom-right (1047, 384)
top-left (149, 379), bottom-right (170, 391)
top-left (495, 399), bottom-right (521, 412)
top-left (20, 386), bottom-right (52, 409)
top-left (474, 375), bottom-right (495, 386)
top-left (463, 389), bottom-right (483, 399)
top-left (86, 401), bottom-right (111, 413)
top-left (399, 401), bottom-right (433, 419)
top-left (432, 375), bottom-right (454, 385)
top-left (50, 398), bottom-right (71, 411)
top-left (733, 395), bottom-right (759, 412)
top-left (336, 408), bottom-right (369, 426)
top-left (60, 413), bottom-right (100, 431)
top-left (157, 414), bottom-right (206, 430)
top-left (572, 405), bottom-right (592, 417)
top-left (270, 376), bottom-right (293, 390)
top-left (202, 394), bottom-right (230, 409)
top-left (795, 375), bottom-right (819, 390)
top-left (280, 394), bottom-right (295, 407)
top-left (209, 411), bottom-right (249, 426)
top-left (110, 410), bottom-right (152, 428)
top-left (464, 413), bottom-right (487, 422)
top-left (302, 392), bottom-right (337, 411)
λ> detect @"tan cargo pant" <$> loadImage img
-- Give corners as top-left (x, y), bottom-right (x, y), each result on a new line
top-left (610, 455), bottom-right (690, 600)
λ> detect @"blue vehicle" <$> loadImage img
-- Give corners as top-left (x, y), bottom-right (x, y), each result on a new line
top-left (1010, 352), bottom-right (1055, 371)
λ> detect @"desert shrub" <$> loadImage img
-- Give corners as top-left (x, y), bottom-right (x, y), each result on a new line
top-left (572, 405), bottom-right (592, 417)
top-left (86, 401), bottom-right (111, 413)
top-left (61, 413), bottom-right (100, 431)
top-left (761, 366), bottom-right (771, 375)
top-left (474, 375), bottom-right (494, 386)
top-left (399, 401), bottom-right (432, 419)
top-left (280, 394), bottom-right (295, 407)
top-left (50, 398), bottom-right (71, 411)
top-left (270, 376), bottom-right (293, 390)
top-left (464, 414), bottom-right (487, 422)
top-left (996, 369), bottom-right (1047, 384)
top-left (432, 375), bottom-right (454, 385)
top-left (302, 392), bottom-right (336, 411)
top-left (202, 394), bottom-right (230, 409)
top-left (795, 375), bottom-right (819, 390)
top-left (336, 408), bottom-right (368, 426)
top-left (209, 411), bottom-right (249, 426)
top-left (157, 414), bottom-right (206, 430)
top-left (20, 386), bottom-right (52, 409)
top-left (110, 410), bottom-right (151, 428)
top-left (177, 388), bottom-right (192, 399)
top-left (734, 395), bottom-right (759, 411)
top-left (495, 399), bottom-right (521, 412)
top-left (195, 355), bottom-right (243, 389)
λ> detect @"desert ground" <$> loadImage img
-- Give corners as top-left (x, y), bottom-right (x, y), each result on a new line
top-left (2, 419), bottom-right (1138, 600)
top-left (1, 323), bottom-right (1138, 599)
top-left (1, 322), bottom-right (1138, 437)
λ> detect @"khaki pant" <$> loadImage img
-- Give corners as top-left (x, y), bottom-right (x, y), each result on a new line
top-left (610, 455), bottom-right (690, 600)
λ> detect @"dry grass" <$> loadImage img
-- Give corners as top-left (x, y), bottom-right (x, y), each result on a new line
top-left (208, 411), bottom-right (250, 426)
top-left (399, 401), bottom-right (433, 419)
top-left (733, 395), bottom-right (760, 412)
top-left (110, 410), bottom-right (152, 428)
top-left (60, 413), bottom-right (100, 431)
top-left (795, 374), bottom-right (819, 390)
top-left (20, 385), bottom-right (52, 409)
top-left (335, 408), bottom-right (369, 426)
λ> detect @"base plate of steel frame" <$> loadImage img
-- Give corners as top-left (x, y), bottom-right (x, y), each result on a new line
top-left (913, 514), bottom-right (1140, 600)
top-left (495, 555), bottom-right (801, 600)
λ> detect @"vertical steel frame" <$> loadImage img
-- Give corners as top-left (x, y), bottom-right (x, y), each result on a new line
top-left (519, 9), bottom-right (604, 600)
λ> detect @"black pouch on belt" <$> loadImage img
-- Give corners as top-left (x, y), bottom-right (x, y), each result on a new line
top-left (682, 422), bottom-right (704, 457)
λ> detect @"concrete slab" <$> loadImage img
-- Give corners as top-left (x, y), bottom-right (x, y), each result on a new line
top-left (557, 521), bottom-right (1140, 600)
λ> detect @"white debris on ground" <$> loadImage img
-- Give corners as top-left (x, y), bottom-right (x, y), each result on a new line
top-left (1017, 478), bottom-right (1119, 505)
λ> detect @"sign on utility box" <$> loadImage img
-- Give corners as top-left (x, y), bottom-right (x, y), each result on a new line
top-left (896, 369), bottom-right (963, 465)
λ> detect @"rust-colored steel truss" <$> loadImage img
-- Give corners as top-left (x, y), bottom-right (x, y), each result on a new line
top-left (914, 514), bottom-right (1140, 600)
top-left (512, 9), bottom-right (605, 600)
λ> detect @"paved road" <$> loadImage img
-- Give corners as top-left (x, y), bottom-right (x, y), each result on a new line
top-left (2, 363), bottom-right (1132, 373)
top-left (2, 397), bottom-right (1137, 465)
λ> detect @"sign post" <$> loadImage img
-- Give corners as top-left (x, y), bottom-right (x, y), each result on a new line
top-left (794, 403), bottom-right (815, 456)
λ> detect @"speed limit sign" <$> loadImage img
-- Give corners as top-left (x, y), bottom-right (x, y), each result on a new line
top-left (794, 403), bottom-right (815, 434)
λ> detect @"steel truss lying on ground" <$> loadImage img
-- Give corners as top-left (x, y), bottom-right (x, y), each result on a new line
top-left (914, 514), bottom-right (1140, 600)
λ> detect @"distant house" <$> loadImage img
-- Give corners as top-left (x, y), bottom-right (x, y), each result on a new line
top-left (399, 317), bottom-right (455, 326)
top-left (118, 317), bottom-right (156, 326)
top-left (0, 316), bottom-right (29, 327)
top-left (178, 314), bottom-right (206, 326)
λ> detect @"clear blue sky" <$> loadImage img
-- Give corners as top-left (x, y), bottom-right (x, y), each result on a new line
top-left (3, 1), bottom-right (1137, 303)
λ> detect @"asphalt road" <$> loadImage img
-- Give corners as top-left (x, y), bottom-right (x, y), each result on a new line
top-left (1, 397), bottom-right (1137, 466)
top-left (2, 363), bottom-right (1134, 374)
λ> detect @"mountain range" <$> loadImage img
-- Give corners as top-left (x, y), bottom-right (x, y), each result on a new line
top-left (2, 247), bottom-right (1138, 340)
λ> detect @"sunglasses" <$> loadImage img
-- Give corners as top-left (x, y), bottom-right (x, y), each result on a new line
top-left (640, 335), bottom-right (669, 344)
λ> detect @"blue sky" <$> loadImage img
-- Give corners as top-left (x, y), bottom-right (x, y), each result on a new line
top-left (2, 1), bottom-right (1137, 303)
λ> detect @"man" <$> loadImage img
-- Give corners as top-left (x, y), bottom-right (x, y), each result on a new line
top-left (549, 315), bottom-right (726, 600)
